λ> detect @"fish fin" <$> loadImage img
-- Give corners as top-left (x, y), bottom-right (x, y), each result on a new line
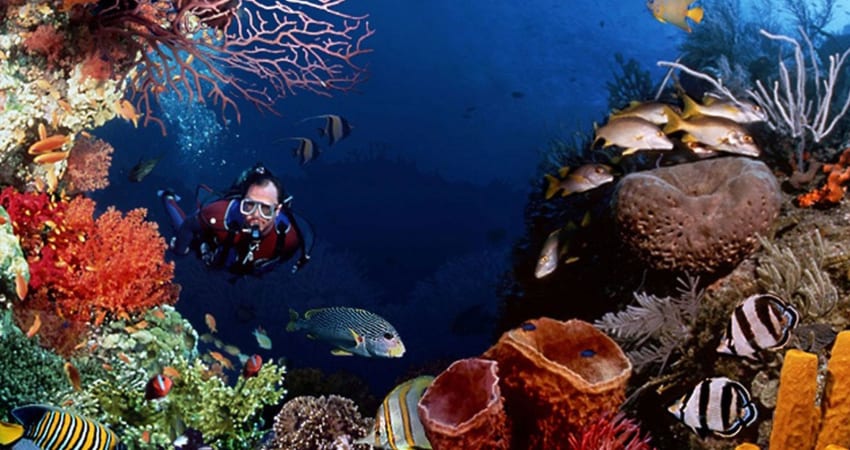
top-left (564, 221), bottom-right (578, 232)
top-left (557, 166), bottom-right (570, 178)
top-left (687, 6), bottom-right (704, 24)
top-left (564, 256), bottom-right (580, 264)
top-left (680, 133), bottom-right (699, 143)
top-left (681, 94), bottom-right (700, 119)
top-left (580, 211), bottom-right (592, 227)
top-left (621, 148), bottom-right (638, 156)
top-left (662, 107), bottom-right (684, 134)
top-left (285, 309), bottom-right (299, 332)
top-left (0, 421), bottom-right (25, 445)
top-left (317, 127), bottom-right (326, 137)
top-left (331, 349), bottom-right (353, 356)
top-left (544, 174), bottom-right (561, 200)
top-left (349, 328), bottom-right (364, 344)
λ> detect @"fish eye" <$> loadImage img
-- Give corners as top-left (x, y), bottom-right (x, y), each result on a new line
top-left (383, 332), bottom-right (394, 339)
top-left (744, 136), bottom-right (753, 143)
top-left (655, 131), bottom-right (664, 137)
top-left (539, 255), bottom-right (549, 263)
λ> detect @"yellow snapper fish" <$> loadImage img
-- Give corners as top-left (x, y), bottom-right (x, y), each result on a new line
top-left (681, 94), bottom-right (766, 123)
top-left (534, 212), bottom-right (591, 279)
top-left (647, 0), bottom-right (704, 33)
top-left (609, 101), bottom-right (680, 125)
top-left (594, 117), bottom-right (674, 156)
top-left (357, 376), bottom-right (434, 449)
top-left (0, 404), bottom-right (127, 449)
top-left (663, 108), bottom-right (760, 156)
top-left (544, 163), bottom-right (615, 199)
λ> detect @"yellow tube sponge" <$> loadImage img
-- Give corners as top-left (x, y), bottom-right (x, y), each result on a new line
top-left (816, 331), bottom-right (850, 450)
top-left (769, 349), bottom-right (820, 450)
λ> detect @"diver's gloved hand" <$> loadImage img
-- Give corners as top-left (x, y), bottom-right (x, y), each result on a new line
top-left (292, 254), bottom-right (311, 274)
top-left (200, 242), bottom-right (215, 265)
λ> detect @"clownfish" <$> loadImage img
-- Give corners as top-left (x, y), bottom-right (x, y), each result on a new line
top-left (145, 374), bottom-right (173, 400)
top-left (242, 354), bottom-right (263, 378)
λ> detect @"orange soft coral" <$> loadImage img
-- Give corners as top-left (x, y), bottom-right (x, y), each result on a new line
top-left (797, 148), bottom-right (850, 208)
top-left (69, 206), bottom-right (179, 322)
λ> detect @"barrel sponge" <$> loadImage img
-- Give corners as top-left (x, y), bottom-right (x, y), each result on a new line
top-left (611, 157), bottom-right (781, 273)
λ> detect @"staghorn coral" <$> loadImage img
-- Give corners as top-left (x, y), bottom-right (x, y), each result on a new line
top-left (64, 134), bottom-right (114, 194)
top-left (755, 229), bottom-right (838, 319)
top-left (263, 395), bottom-right (372, 450)
top-left (611, 157), bottom-right (782, 274)
top-left (594, 275), bottom-right (703, 375)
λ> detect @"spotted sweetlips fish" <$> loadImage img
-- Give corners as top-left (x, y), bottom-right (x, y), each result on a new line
top-left (287, 307), bottom-right (405, 358)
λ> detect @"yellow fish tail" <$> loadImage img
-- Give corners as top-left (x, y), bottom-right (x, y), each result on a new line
top-left (0, 421), bottom-right (24, 445)
top-left (681, 94), bottom-right (700, 119)
top-left (662, 107), bottom-right (685, 135)
top-left (687, 6), bottom-right (704, 24)
top-left (544, 174), bottom-right (561, 200)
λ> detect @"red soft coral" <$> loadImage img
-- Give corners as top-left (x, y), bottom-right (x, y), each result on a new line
top-left (65, 135), bottom-right (115, 193)
top-left (70, 207), bottom-right (180, 322)
top-left (22, 24), bottom-right (65, 69)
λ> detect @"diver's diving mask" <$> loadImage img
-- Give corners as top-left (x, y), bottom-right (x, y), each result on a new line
top-left (239, 198), bottom-right (276, 220)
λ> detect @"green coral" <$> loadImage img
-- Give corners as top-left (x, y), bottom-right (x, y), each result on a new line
top-left (0, 320), bottom-right (70, 416)
top-left (60, 306), bottom-right (285, 448)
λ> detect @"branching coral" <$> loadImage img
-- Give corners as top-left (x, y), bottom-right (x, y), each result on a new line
top-left (263, 395), bottom-right (372, 450)
top-left (594, 275), bottom-right (703, 374)
top-left (797, 148), bottom-right (850, 207)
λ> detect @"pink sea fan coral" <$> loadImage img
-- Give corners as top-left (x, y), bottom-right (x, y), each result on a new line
top-left (65, 135), bottom-right (115, 193)
top-left (567, 412), bottom-right (654, 450)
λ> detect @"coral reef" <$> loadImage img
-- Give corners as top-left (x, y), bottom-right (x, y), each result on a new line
top-left (611, 157), bottom-right (782, 274)
top-left (0, 318), bottom-right (70, 413)
top-left (418, 358), bottom-right (510, 450)
top-left (482, 318), bottom-right (632, 449)
top-left (567, 412), bottom-right (654, 450)
top-left (0, 205), bottom-right (28, 305)
top-left (797, 148), bottom-right (850, 207)
top-left (64, 134), bottom-right (114, 194)
top-left (262, 395), bottom-right (372, 450)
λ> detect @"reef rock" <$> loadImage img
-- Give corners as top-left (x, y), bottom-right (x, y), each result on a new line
top-left (611, 157), bottom-right (781, 274)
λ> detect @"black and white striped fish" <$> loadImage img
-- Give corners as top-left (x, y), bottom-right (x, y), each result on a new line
top-left (358, 376), bottom-right (434, 449)
top-left (300, 114), bottom-right (353, 146)
top-left (667, 377), bottom-right (758, 438)
top-left (0, 404), bottom-right (126, 450)
top-left (716, 293), bottom-right (799, 360)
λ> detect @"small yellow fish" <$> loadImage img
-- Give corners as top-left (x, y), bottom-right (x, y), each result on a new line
top-left (646, 0), bottom-right (704, 33)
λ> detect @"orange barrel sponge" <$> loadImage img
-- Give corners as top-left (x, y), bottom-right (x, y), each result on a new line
top-left (611, 157), bottom-right (781, 274)
top-left (482, 318), bottom-right (632, 449)
top-left (816, 331), bottom-right (850, 449)
top-left (769, 349), bottom-right (820, 450)
top-left (417, 357), bottom-right (510, 450)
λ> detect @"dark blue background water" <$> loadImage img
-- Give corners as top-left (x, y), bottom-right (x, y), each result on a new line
top-left (85, 1), bottom-right (740, 398)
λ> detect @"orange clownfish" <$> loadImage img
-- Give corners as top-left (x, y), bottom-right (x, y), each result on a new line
top-left (242, 354), bottom-right (262, 378)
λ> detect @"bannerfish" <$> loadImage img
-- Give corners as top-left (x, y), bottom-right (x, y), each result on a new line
top-left (717, 293), bottom-right (799, 360)
top-left (0, 404), bottom-right (127, 449)
top-left (286, 307), bottom-right (405, 358)
top-left (663, 108), bottom-right (761, 156)
top-left (128, 155), bottom-right (163, 182)
top-left (300, 114), bottom-right (353, 146)
top-left (358, 376), bottom-right (434, 449)
top-left (544, 163), bottom-right (615, 199)
top-left (593, 117), bottom-right (674, 156)
top-left (281, 137), bottom-right (320, 165)
top-left (668, 377), bottom-right (757, 438)
top-left (647, 0), bottom-right (704, 33)
top-left (681, 94), bottom-right (767, 123)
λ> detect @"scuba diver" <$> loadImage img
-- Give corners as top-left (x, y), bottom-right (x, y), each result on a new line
top-left (158, 163), bottom-right (312, 277)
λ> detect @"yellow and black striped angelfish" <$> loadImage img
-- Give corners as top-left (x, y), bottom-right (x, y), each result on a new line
top-left (358, 376), bottom-right (434, 449)
top-left (0, 404), bottom-right (126, 450)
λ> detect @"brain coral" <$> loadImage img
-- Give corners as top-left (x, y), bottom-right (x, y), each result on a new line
top-left (611, 157), bottom-right (781, 274)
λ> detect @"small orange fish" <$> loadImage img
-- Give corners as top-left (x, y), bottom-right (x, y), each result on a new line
top-left (151, 309), bottom-right (166, 320)
top-left (25, 313), bottom-right (41, 338)
top-left (64, 362), bottom-right (82, 391)
top-left (204, 313), bottom-right (217, 333)
top-left (114, 99), bottom-right (141, 127)
top-left (15, 270), bottom-right (28, 300)
top-left (162, 366), bottom-right (181, 379)
top-left (102, 363), bottom-right (113, 371)
top-left (117, 352), bottom-right (132, 364)
top-left (141, 430), bottom-right (151, 443)
top-left (0, 215), bottom-right (6, 225)
top-left (93, 310), bottom-right (107, 326)
top-left (208, 351), bottom-right (233, 370)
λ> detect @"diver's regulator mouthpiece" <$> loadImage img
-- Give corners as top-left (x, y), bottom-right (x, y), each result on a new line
top-left (244, 224), bottom-right (261, 240)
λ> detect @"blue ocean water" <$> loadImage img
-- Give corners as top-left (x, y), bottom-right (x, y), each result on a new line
top-left (86, 0), bottom-right (850, 407)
